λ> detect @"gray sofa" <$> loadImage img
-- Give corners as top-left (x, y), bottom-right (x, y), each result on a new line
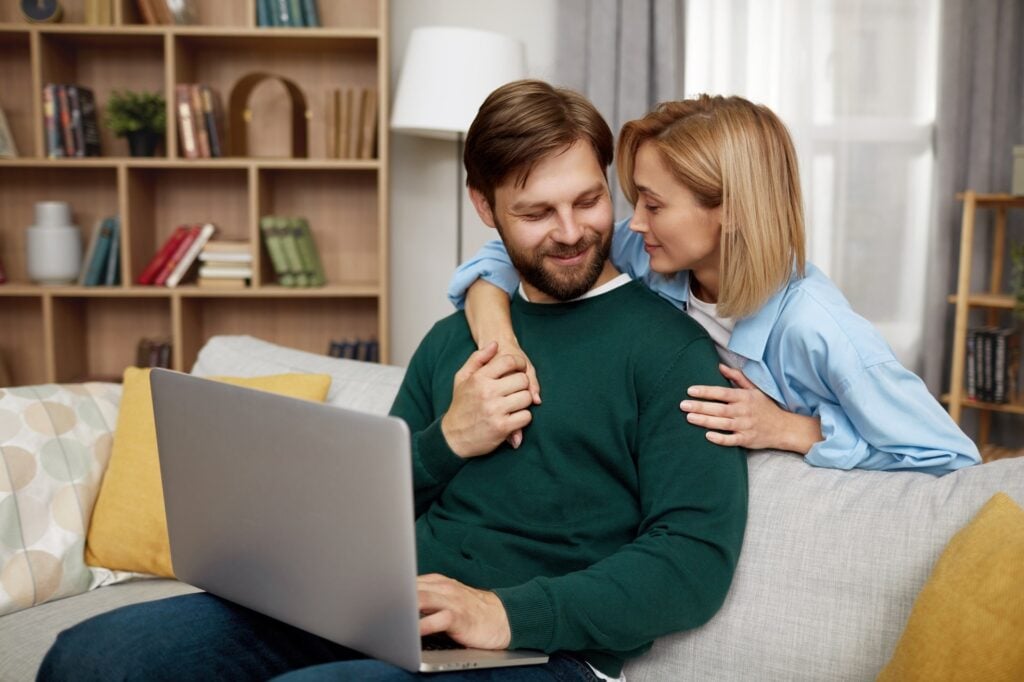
top-left (2, 335), bottom-right (1021, 680)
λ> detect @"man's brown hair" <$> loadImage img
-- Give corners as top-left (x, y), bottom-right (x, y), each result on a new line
top-left (464, 79), bottom-right (613, 207)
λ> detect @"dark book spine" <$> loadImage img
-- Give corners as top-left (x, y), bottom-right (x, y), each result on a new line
top-left (57, 85), bottom-right (76, 156)
top-left (43, 84), bottom-right (65, 158)
top-left (301, 0), bottom-right (319, 27)
top-left (66, 86), bottom-right (86, 157)
top-left (965, 328), bottom-right (976, 401)
top-left (76, 87), bottom-right (103, 156)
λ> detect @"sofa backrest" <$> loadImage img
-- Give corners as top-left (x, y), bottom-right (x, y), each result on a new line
top-left (625, 451), bottom-right (1024, 681)
top-left (192, 335), bottom-right (404, 415)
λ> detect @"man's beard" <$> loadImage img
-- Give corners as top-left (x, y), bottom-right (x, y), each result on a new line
top-left (496, 221), bottom-right (612, 301)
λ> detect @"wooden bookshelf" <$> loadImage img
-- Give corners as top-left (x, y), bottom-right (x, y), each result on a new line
top-left (945, 192), bottom-right (1023, 448)
top-left (0, 1), bottom-right (390, 386)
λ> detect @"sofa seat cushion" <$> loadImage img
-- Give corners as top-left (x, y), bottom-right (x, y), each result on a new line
top-left (625, 452), bottom-right (1024, 682)
top-left (0, 578), bottom-right (200, 681)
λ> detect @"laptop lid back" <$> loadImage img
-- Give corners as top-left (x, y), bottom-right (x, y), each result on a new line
top-left (151, 369), bottom-right (422, 672)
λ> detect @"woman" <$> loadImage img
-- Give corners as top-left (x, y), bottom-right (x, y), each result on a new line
top-left (448, 95), bottom-right (979, 474)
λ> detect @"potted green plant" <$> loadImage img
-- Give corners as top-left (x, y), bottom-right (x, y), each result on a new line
top-left (105, 90), bottom-right (166, 157)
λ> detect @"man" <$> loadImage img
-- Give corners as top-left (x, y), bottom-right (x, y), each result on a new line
top-left (39, 80), bottom-right (746, 681)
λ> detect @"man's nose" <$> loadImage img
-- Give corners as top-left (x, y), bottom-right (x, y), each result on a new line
top-left (551, 210), bottom-right (584, 243)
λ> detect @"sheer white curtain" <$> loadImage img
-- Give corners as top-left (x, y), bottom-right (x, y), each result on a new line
top-left (685, 0), bottom-right (939, 370)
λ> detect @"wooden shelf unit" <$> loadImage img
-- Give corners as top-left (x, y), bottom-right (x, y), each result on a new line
top-left (945, 192), bottom-right (1024, 447)
top-left (0, 1), bottom-right (390, 386)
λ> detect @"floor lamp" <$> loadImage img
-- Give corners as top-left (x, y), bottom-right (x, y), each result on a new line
top-left (391, 27), bottom-right (526, 266)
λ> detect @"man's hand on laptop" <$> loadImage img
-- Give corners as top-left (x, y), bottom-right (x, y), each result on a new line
top-left (417, 573), bottom-right (512, 649)
top-left (441, 342), bottom-right (534, 458)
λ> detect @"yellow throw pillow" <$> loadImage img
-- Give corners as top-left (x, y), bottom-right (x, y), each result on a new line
top-left (84, 368), bottom-right (331, 577)
top-left (877, 492), bottom-right (1024, 681)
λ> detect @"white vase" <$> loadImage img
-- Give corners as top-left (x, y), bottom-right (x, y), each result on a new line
top-left (26, 201), bottom-right (82, 285)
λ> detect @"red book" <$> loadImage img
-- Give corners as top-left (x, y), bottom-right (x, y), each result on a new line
top-left (154, 225), bottom-right (201, 286)
top-left (137, 225), bottom-right (190, 285)
top-left (57, 85), bottom-right (75, 156)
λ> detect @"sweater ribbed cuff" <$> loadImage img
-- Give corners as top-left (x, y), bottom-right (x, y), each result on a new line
top-left (493, 580), bottom-right (555, 652)
top-left (416, 417), bottom-right (466, 485)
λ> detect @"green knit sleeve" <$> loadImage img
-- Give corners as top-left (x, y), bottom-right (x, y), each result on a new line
top-left (494, 335), bottom-right (748, 655)
top-left (389, 327), bottom-right (467, 516)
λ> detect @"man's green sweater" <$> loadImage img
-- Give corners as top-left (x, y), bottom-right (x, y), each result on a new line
top-left (389, 279), bottom-right (748, 677)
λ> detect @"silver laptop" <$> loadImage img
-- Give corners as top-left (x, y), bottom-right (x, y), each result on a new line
top-left (150, 369), bottom-right (549, 673)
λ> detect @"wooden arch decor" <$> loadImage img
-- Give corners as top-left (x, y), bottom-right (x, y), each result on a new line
top-left (227, 72), bottom-right (309, 158)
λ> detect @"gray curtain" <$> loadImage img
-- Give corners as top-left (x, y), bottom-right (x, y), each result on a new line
top-left (922, 0), bottom-right (1024, 445)
top-left (554, 0), bottom-right (686, 217)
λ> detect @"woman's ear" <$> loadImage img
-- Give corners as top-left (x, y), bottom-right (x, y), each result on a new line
top-left (468, 188), bottom-right (498, 229)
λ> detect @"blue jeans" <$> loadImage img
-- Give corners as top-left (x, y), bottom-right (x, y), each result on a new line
top-left (37, 594), bottom-right (597, 682)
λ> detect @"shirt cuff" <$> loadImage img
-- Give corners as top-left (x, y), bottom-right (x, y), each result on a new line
top-left (415, 417), bottom-right (467, 485)
top-left (493, 580), bottom-right (555, 652)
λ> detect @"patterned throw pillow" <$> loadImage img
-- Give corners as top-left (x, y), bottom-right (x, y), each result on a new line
top-left (0, 383), bottom-right (121, 616)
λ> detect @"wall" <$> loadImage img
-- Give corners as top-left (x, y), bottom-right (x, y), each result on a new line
top-left (388, 0), bottom-right (559, 366)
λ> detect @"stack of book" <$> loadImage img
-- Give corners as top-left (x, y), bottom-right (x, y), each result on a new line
top-left (136, 337), bottom-right (172, 369)
top-left (135, 0), bottom-right (196, 24)
top-left (259, 216), bottom-right (326, 287)
top-left (137, 223), bottom-right (217, 287)
top-left (326, 87), bottom-right (377, 159)
top-left (43, 84), bottom-right (102, 158)
top-left (174, 84), bottom-right (226, 159)
top-left (966, 326), bottom-right (1021, 404)
top-left (198, 241), bottom-right (252, 288)
top-left (328, 338), bottom-right (379, 363)
top-left (78, 216), bottom-right (121, 286)
top-left (257, 0), bottom-right (320, 27)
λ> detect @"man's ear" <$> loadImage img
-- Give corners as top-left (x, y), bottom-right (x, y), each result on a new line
top-left (468, 188), bottom-right (498, 229)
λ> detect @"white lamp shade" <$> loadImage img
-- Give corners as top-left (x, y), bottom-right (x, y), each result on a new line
top-left (391, 27), bottom-right (527, 140)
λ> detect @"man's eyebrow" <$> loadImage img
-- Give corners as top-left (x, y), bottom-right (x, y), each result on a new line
top-left (508, 184), bottom-right (606, 213)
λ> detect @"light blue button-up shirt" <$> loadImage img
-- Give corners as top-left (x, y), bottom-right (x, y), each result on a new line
top-left (448, 217), bottom-right (980, 475)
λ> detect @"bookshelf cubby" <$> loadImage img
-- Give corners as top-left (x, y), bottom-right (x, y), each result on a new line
top-left (0, 1), bottom-right (390, 387)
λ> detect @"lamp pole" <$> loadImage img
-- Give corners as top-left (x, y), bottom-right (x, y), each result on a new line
top-left (456, 132), bottom-right (464, 267)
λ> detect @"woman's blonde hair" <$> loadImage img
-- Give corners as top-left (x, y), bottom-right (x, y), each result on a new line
top-left (617, 95), bottom-right (805, 319)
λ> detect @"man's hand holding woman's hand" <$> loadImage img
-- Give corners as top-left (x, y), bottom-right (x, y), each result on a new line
top-left (417, 574), bottom-right (511, 650)
top-left (441, 342), bottom-right (534, 458)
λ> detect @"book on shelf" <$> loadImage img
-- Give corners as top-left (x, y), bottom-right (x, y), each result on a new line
top-left (325, 86), bottom-right (377, 159)
top-left (290, 217), bottom-right (326, 286)
top-left (175, 84), bottom-right (199, 159)
top-left (175, 83), bottom-right (225, 159)
top-left (135, 0), bottom-right (159, 24)
top-left (199, 85), bottom-right (226, 158)
top-left (137, 225), bottom-right (189, 285)
top-left (328, 337), bottom-right (379, 363)
top-left (103, 216), bottom-right (121, 286)
top-left (136, 337), bottom-right (172, 369)
top-left (79, 217), bottom-right (116, 287)
top-left (85, 0), bottom-right (113, 25)
top-left (164, 222), bottom-right (216, 287)
top-left (197, 276), bottom-right (248, 289)
top-left (275, 217), bottom-right (309, 286)
top-left (966, 326), bottom-right (1021, 404)
top-left (258, 0), bottom-right (320, 27)
top-left (153, 224), bottom-right (200, 286)
top-left (190, 85), bottom-right (211, 158)
top-left (43, 84), bottom-right (102, 158)
top-left (259, 216), bottom-right (296, 287)
top-left (198, 264), bottom-right (253, 279)
top-left (43, 85), bottom-right (63, 158)
top-left (0, 106), bottom-right (18, 158)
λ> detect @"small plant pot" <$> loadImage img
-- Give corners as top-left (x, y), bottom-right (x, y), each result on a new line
top-left (127, 130), bottom-right (162, 157)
